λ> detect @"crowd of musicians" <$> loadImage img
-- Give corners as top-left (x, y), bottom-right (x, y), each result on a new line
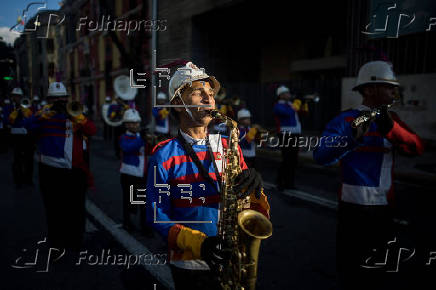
top-left (0, 60), bottom-right (424, 290)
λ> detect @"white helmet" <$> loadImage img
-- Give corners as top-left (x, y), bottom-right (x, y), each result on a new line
top-left (11, 87), bottom-right (23, 95)
top-left (168, 62), bottom-right (220, 102)
top-left (105, 96), bottom-right (112, 102)
top-left (157, 92), bottom-right (167, 100)
top-left (4, 99), bottom-right (11, 104)
top-left (276, 85), bottom-right (290, 97)
top-left (47, 82), bottom-right (68, 97)
top-left (123, 108), bottom-right (141, 123)
top-left (40, 100), bottom-right (48, 106)
top-left (353, 61), bottom-right (399, 91)
top-left (33, 95), bottom-right (40, 101)
top-left (237, 109), bottom-right (251, 120)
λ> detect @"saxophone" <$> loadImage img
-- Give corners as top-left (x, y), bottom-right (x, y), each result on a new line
top-left (210, 110), bottom-right (273, 290)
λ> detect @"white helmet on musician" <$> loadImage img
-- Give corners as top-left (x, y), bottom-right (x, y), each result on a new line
top-left (353, 61), bottom-right (399, 91)
top-left (123, 108), bottom-right (141, 123)
top-left (47, 82), bottom-right (68, 97)
top-left (276, 85), bottom-right (290, 97)
top-left (11, 87), bottom-right (23, 95)
top-left (157, 92), bottom-right (167, 100)
top-left (168, 62), bottom-right (220, 103)
top-left (237, 109), bottom-right (251, 120)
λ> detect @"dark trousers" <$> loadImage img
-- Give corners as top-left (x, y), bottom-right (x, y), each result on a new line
top-left (276, 132), bottom-right (299, 189)
top-left (120, 173), bottom-right (147, 229)
top-left (337, 201), bottom-right (395, 290)
top-left (39, 163), bottom-right (87, 250)
top-left (170, 265), bottom-right (220, 290)
top-left (11, 134), bottom-right (34, 186)
top-left (113, 126), bottom-right (124, 159)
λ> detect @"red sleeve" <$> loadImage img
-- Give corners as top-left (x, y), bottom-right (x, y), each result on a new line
top-left (80, 119), bottom-right (97, 136)
top-left (385, 112), bottom-right (424, 156)
top-left (238, 144), bottom-right (248, 170)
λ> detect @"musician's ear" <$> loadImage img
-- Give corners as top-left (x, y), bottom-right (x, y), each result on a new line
top-left (172, 96), bottom-right (183, 113)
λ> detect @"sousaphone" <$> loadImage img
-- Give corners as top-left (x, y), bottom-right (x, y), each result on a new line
top-left (102, 75), bottom-right (138, 127)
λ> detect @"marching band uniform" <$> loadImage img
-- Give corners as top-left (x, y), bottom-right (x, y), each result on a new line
top-left (273, 86), bottom-right (308, 190)
top-left (146, 62), bottom-right (270, 289)
top-left (119, 109), bottom-right (150, 231)
top-left (8, 88), bottom-right (35, 187)
top-left (238, 109), bottom-right (257, 168)
top-left (26, 82), bottom-right (96, 249)
top-left (313, 61), bottom-right (424, 290)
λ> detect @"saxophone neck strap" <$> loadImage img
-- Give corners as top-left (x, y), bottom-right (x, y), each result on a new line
top-left (177, 131), bottom-right (222, 193)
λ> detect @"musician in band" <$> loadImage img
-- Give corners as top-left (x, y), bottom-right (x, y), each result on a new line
top-left (25, 82), bottom-right (96, 250)
top-left (145, 62), bottom-right (270, 289)
top-left (7, 88), bottom-right (35, 188)
top-left (313, 61), bottom-right (424, 290)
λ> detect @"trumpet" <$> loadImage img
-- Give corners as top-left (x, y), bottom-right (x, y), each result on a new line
top-left (20, 98), bottom-right (32, 109)
top-left (351, 104), bottom-right (392, 129)
top-left (66, 101), bottom-right (84, 117)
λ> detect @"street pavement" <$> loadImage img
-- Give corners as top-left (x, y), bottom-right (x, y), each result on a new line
top-left (1, 137), bottom-right (435, 290)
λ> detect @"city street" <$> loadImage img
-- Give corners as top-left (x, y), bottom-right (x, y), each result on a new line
top-left (1, 137), bottom-right (434, 290)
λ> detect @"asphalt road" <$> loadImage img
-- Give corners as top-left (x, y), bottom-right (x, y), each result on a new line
top-left (1, 139), bottom-right (435, 290)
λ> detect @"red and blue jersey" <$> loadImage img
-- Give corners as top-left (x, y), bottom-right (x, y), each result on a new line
top-left (25, 112), bottom-right (96, 170)
top-left (119, 131), bottom-right (147, 178)
top-left (313, 105), bottom-right (424, 205)
top-left (145, 133), bottom-right (248, 239)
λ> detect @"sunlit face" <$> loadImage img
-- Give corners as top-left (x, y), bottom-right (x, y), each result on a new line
top-left (175, 80), bottom-right (216, 126)
top-left (125, 122), bottom-right (140, 132)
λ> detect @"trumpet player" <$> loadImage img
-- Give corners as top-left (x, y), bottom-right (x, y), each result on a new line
top-left (7, 87), bottom-right (35, 188)
top-left (313, 61), bottom-right (424, 290)
top-left (25, 81), bottom-right (96, 250)
top-left (145, 62), bottom-right (270, 289)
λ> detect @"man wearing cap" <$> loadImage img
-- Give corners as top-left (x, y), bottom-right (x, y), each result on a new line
top-left (8, 87), bottom-right (35, 188)
top-left (152, 92), bottom-right (170, 139)
top-left (273, 85), bottom-right (308, 190)
top-left (313, 61), bottom-right (424, 289)
top-left (26, 82), bottom-right (97, 249)
top-left (145, 62), bottom-right (270, 289)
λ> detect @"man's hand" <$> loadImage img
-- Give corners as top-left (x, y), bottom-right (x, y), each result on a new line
top-left (233, 168), bottom-right (263, 199)
top-left (375, 105), bottom-right (394, 135)
top-left (351, 111), bottom-right (372, 142)
top-left (200, 236), bottom-right (231, 270)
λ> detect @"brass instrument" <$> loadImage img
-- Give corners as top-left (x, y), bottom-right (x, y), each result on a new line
top-left (351, 104), bottom-right (393, 129)
top-left (66, 101), bottom-right (84, 117)
top-left (210, 110), bottom-right (272, 290)
top-left (20, 98), bottom-right (31, 109)
top-left (102, 75), bottom-right (137, 127)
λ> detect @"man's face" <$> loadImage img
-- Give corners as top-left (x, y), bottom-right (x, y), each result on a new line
top-left (239, 117), bottom-right (251, 127)
top-left (279, 92), bottom-right (291, 101)
top-left (363, 84), bottom-right (397, 106)
top-left (11, 94), bottom-right (21, 104)
top-left (125, 122), bottom-right (140, 132)
top-left (176, 80), bottom-right (216, 126)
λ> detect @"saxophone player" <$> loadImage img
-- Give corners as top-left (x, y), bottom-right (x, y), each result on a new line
top-left (145, 62), bottom-right (270, 289)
